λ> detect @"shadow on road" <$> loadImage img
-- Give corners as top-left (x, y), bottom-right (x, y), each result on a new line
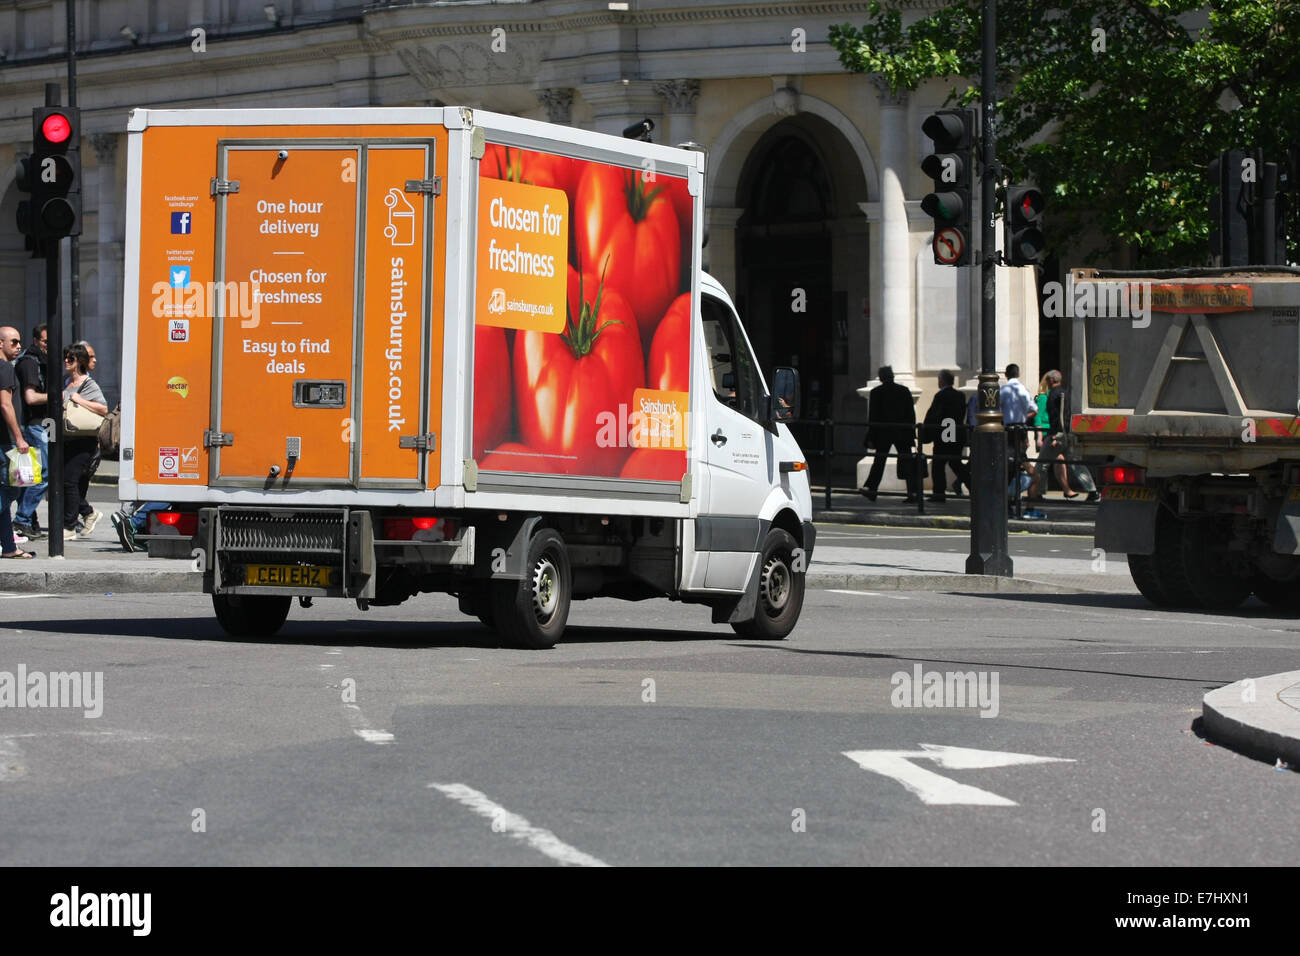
top-left (9, 615), bottom-right (722, 650)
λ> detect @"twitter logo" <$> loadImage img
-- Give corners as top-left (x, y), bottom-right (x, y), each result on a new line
top-left (169, 266), bottom-right (191, 289)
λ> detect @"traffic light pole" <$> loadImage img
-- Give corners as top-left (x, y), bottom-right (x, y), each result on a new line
top-left (965, 0), bottom-right (1013, 576)
top-left (66, 0), bottom-right (80, 344)
top-left (44, 235), bottom-right (64, 558)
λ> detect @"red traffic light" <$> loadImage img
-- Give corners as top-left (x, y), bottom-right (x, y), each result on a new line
top-left (41, 112), bottom-right (72, 144)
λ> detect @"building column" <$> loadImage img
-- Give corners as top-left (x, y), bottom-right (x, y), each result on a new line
top-left (90, 132), bottom-right (123, 407)
top-left (537, 88), bottom-right (574, 126)
top-left (578, 81), bottom-right (663, 138)
top-left (652, 79), bottom-right (700, 146)
top-left (870, 77), bottom-right (917, 397)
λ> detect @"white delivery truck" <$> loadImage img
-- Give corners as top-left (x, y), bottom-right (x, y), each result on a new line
top-left (118, 107), bottom-right (815, 647)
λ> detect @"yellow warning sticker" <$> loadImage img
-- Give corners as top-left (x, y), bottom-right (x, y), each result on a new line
top-left (1089, 352), bottom-right (1119, 407)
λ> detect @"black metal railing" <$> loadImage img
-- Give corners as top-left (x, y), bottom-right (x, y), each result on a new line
top-left (788, 418), bottom-right (1099, 517)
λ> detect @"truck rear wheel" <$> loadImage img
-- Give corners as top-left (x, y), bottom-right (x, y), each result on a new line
top-left (1155, 514), bottom-right (1250, 610)
top-left (492, 529), bottom-right (571, 650)
top-left (731, 528), bottom-right (805, 640)
top-left (1127, 553), bottom-right (1171, 607)
top-left (1252, 575), bottom-right (1300, 611)
top-left (212, 593), bottom-right (292, 638)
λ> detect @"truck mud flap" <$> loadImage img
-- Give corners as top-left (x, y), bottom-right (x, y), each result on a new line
top-left (1095, 488), bottom-right (1159, 555)
top-left (1274, 489), bottom-right (1300, 555)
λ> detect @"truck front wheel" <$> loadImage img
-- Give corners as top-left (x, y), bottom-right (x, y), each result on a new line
top-left (492, 529), bottom-right (571, 649)
top-left (212, 593), bottom-right (292, 638)
top-left (731, 528), bottom-right (805, 640)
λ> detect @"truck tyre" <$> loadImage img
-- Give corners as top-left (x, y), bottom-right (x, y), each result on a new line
top-left (731, 528), bottom-right (805, 640)
top-left (212, 593), bottom-right (292, 638)
top-left (1157, 515), bottom-right (1250, 611)
top-left (1127, 553), bottom-right (1171, 607)
top-left (1251, 575), bottom-right (1300, 611)
top-left (492, 529), bottom-right (571, 650)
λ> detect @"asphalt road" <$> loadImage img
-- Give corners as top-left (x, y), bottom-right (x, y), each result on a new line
top-left (2, 584), bottom-right (1296, 867)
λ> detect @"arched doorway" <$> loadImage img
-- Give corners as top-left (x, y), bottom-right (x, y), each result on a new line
top-left (733, 115), bottom-right (869, 445)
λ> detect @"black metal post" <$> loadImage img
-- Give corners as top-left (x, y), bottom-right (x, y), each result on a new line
top-left (66, 0), bottom-right (80, 344)
top-left (45, 238), bottom-right (64, 558)
top-left (966, 0), bottom-right (1012, 576)
top-left (823, 419), bottom-right (833, 511)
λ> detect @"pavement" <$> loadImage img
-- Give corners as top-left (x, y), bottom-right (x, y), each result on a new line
top-left (10, 458), bottom-right (1298, 773)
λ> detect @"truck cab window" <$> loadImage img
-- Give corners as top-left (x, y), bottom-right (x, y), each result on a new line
top-left (701, 294), bottom-right (765, 422)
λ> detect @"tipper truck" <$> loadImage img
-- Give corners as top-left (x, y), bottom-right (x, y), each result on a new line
top-left (1069, 267), bottom-right (1300, 609)
top-left (119, 107), bottom-right (814, 647)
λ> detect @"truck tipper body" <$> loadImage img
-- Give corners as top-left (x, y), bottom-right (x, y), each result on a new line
top-left (1068, 267), bottom-right (1300, 609)
top-left (119, 107), bottom-right (814, 646)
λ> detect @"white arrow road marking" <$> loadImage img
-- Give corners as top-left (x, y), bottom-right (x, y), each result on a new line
top-left (843, 744), bottom-right (1075, 806)
top-left (429, 783), bottom-right (610, 867)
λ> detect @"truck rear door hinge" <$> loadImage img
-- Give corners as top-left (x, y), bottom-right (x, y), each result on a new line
top-left (210, 178), bottom-right (240, 196)
top-left (399, 433), bottom-right (437, 453)
top-left (405, 178), bottom-right (442, 196)
top-left (204, 429), bottom-right (234, 447)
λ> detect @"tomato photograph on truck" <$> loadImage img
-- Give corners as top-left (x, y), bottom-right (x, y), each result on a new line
top-left (118, 107), bottom-right (815, 648)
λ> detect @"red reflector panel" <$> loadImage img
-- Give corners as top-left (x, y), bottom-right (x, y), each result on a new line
top-left (1101, 465), bottom-right (1145, 485)
top-left (411, 517), bottom-right (437, 530)
top-left (41, 113), bottom-right (71, 144)
top-left (149, 512), bottom-right (198, 535)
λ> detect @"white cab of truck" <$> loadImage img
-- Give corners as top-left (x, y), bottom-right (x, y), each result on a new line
top-left (118, 106), bottom-right (815, 647)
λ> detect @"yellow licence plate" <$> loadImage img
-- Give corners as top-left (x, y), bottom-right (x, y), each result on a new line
top-left (1104, 486), bottom-right (1156, 501)
top-left (244, 564), bottom-right (335, 587)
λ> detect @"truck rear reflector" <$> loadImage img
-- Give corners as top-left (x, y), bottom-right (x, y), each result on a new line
top-left (381, 516), bottom-right (449, 540)
top-left (1101, 465), bottom-right (1145, 485)
top-left (150, 512), bottom-right (199, 536)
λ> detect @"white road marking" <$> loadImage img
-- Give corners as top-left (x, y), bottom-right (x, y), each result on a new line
top-left (429, 783), bottom-right (610, 867)
top-left (343, 703), bottom-right (394, 744)
top-left (827, 589), bottom-right (912, 600)
top-left (843, 743), bottom-right (1075, 807)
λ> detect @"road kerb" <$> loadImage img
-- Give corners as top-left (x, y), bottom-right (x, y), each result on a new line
top-left (1202, 674), bottom-right (1300, 769)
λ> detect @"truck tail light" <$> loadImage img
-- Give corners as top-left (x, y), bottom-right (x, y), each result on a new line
top-left (1101, 465), bottom-right (1145, 486)
top-left (149, 511), bottom-right (198, 535)
top-left (382, 516), bottom-right (445, 540)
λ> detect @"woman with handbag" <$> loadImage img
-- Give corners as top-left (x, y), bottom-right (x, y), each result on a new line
top-left (61, 343), bottom-right (108, 540)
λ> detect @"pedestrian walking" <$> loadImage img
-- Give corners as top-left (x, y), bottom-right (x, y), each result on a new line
top-left (1045, 371), bottom-right (1098, 500)
top-left (922, 370), bottom-right (971, 502)
top-left (0, 325), bottom-right (35, 558)
top-left (12, 323), bottom-right (49, 541)
top-left (60, 343), bottom-right (108, 540)
top-left (861, 365), bottom-right (918, 502)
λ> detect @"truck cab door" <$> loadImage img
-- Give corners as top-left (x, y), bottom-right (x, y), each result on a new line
top-left (699, 293), bottom-right (775, 589)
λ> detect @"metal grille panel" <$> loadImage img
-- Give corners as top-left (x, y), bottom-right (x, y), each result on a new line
top-left (218, 508), bottom-right (346, 554)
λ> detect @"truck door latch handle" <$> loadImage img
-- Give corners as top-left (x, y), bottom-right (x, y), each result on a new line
top-left (711, 428), bottom-right (727, 447)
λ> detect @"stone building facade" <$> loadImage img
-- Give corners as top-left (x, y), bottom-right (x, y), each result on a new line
top-left (0, 0), bottom-right (1038, 438)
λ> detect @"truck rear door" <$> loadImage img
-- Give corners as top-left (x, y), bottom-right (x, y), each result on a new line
top-left (210, 141), bottom-right (437, 488)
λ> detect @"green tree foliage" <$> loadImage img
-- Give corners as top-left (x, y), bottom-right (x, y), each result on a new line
top-left (830, 1), bottom-right (1300, 267)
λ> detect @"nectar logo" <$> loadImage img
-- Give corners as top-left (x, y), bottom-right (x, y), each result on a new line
top-left (166, 376), bottom-right (189, 398)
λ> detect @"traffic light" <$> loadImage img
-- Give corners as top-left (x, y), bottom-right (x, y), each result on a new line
top-left (1004, 184), bottom-right (1045, 266)
top-left (920, 108), bottom-right (974, 266)
top-left (15, 104), bottom-right (82, 244)
top-left (1208, 150), bottom-right (1249, 267)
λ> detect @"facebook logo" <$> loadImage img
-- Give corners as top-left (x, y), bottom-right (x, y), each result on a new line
top-left (170, 211), bottom-right (192, 234)
top-left (169, 266), bottom-right (190, 289)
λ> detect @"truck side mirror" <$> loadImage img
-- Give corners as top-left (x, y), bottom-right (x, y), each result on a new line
top-left (771, 367), bottom-right (800, 422)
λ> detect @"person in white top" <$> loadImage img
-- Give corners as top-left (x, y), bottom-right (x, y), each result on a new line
top-left (999, 364), bottom-right (1035, 426)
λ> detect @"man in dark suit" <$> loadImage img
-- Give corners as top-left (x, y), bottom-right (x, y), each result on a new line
top-left (861, 365), bottom-right (917, 502)
top-left (922, 369), bottom-right (972, 501)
